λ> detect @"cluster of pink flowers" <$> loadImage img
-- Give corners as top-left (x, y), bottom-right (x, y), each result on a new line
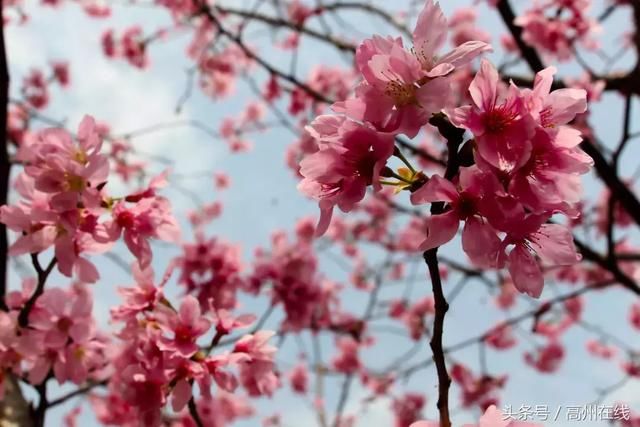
top-left (102, 26), bottom-right (149, 69)
top-left (249, 231), bottom-right (336, 331)
top-left (288, 66), bottom-right (355, 117)
top-left (175, 233), bottom-right (246, 311)
top-left (96, 263), bottom-right (279, 425)
top-left (297, 0), bottom-right (593, 299)
top-left (515, 0), bottom-right (600, 61)
top-left (186, 19), bottom-right (254, 99)
top-left (389, 296), bottom-right (435, 340)
top-left (0, 116), bottom-right (180, 282)
top-left (334, 1), bottom-right (490, 138)
top-left (0, 282), bottom-right (108, 398)
top-left (392, 392), bottom-right (426, 427)
top-left (0, 113), bottom-right (282, 425)
top-left (431, 59), bottom-right (591, 297)
top-left (20, 61), bottom-right (70, 110)
top-left (217, 101), bottom-right (267, 153)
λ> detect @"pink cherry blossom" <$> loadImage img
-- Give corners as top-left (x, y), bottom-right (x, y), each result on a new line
top-left (410, 167), bottom-right (503, 267)
top-left (334, 0), bottom-right (490, 138)
top-left (450, 363), bottom-right (506, 409)
top-left (108, 195), bottom-right (180, 269)
top-left (392, 393), bottom-right (426, 427)
top-left (525, 340), bottom-right (565, 373)
top-left (449, 59), bottom-right (534, 172)
top-left (500, 214), bottom-right (580, 298)
top-left (298, 116), bottom-right (394, 236)
top-left (288, 362), bottom-right (309, 394)
top-left (30, 287), bottom-right (94, 349)
top-left (331, 336), bottom-right (361, 374)
top-left (157, 295), bottom-right (211, 358)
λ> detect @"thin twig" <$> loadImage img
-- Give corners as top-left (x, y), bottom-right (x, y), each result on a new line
top-left (18, 255), bottom-right (57, 327)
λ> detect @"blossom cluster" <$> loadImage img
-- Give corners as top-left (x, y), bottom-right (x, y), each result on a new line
top-left (0, 116), bottom-right (180, 282)
top-left (0, 116), bottom-right (281, 426)
top-left (297, 0), bottom-right (593, 299)
top-left (98, 263), bottom-right (278, 425)
top-left (514, 0), bottom-right (600, 61)
top-left (0, 282), bottom-right (108, 396)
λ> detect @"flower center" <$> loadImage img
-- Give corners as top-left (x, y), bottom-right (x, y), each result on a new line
top-left (384, 80), bottom-right (417, 107)
top-left (57, 317), bottom-right (73, 333)
top-left (73, 149), bottom-right (88, 164)
top-left (175, 325), bottom-right (193, 344)
top-left (453, 193), bottom-right (476, 219)
top-left (116, 210), bottom-right (136, 229)
top-left (64, 173), bottom-right (86, 192)
top-left (483, 106), bottom-right (518, 134)
top-left (539, 108), bottom-right (555, 128)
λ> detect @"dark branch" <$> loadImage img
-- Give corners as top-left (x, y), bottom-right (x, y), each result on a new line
top-left (18, 255), bottom-right (57, 327)
top-left (495, 0), bottom-right (545, 73)
top-left (0, 0), bottom-right (11, 310)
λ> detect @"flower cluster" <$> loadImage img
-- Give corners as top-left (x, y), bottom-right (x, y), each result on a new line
top-left (0, 282), bottom-right (108, 398)
top-left (249, 231), bottom-right (325, 331)
top-left (102, 26), bottom-right (149, 69)
top-left (297, 0), bottom-right (592, 298)
top-left (423, 59), bottom-right (592, 297)
top-left (20, 61), bottom-right (70, 110)
top-left (102, 263), bottom-right (279, 425)
top-left (0, 116), bottom-right (180, 282)
top-left (0, 115), bottom-right (279, 425)
top-left (175, 234), bottom-right (246, 311)
top-left (515, 0), bottom-right (600, 61)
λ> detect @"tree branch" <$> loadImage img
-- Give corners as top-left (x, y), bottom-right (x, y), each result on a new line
top-left (413, 114), bottom-right (466, 427)
top-left (18, 255), bottom-right (57, 327)
top-left (495, 0), bottom-right (544, 73)
top-left (0, 0), bottom-right (11, 310)
top-left (423, 248), bottom-right (451, 427)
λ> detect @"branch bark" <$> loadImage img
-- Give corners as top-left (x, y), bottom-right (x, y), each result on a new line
top-left (0, 0), bottom-right (12, 310)
top-left (414, 114), bottom-right (465, 426)
top-left (423, 248), bottom-right (451, 427)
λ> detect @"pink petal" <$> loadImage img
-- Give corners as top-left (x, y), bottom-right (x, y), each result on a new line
top-left (508, 245), bottom-right (543, 298)
top-left (10, 227), bottom-right (57, 256)
top-left (314, 202), bottom-right (334, 237)
top-left (0, 205), bottom-right (31, 231)
top-left (419, 211), bottom-right (459, 251)
top-left (532, 66), bottom-right (556, 99)
top-left (179, 295), bottom-right (201, 327)
top-left (55, 237), bottom-right (77, 278)
top-left (469, 59), bottom-right (498, 111)
top-left (424, 62), bottom-right (454, 78)
top-left (462, 217), bottom-right (503, 268)
top-left (437, 41), bottom-right (492, 69)
top-left (410, 175), bottom-right (458, 205)
top-left (69, 322), bottom-right (92, 343)
top-left (445, 105), bottom-right (473, 128)
top-left (529, 224), bottom-right (580, 265)
top-left (171, 379), bottom-right (192, 412)
top-left (545, 88), bottom-right (587, 125)
top-left (415, 77), bottom-right (451, 117)
top-left (553, 126), bottom-right (583, 148)
top-left (213, 369), bottom-right (239, 392)
top-left (75, 257), bottom-right (99, 283)
top-left (413, 0), bottom-right (447, 60)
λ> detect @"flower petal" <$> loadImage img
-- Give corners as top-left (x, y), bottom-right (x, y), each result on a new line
top-left (508, 245), bottom-right (544, 298)
top-left (419, 211), bottom-right (459, 251)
